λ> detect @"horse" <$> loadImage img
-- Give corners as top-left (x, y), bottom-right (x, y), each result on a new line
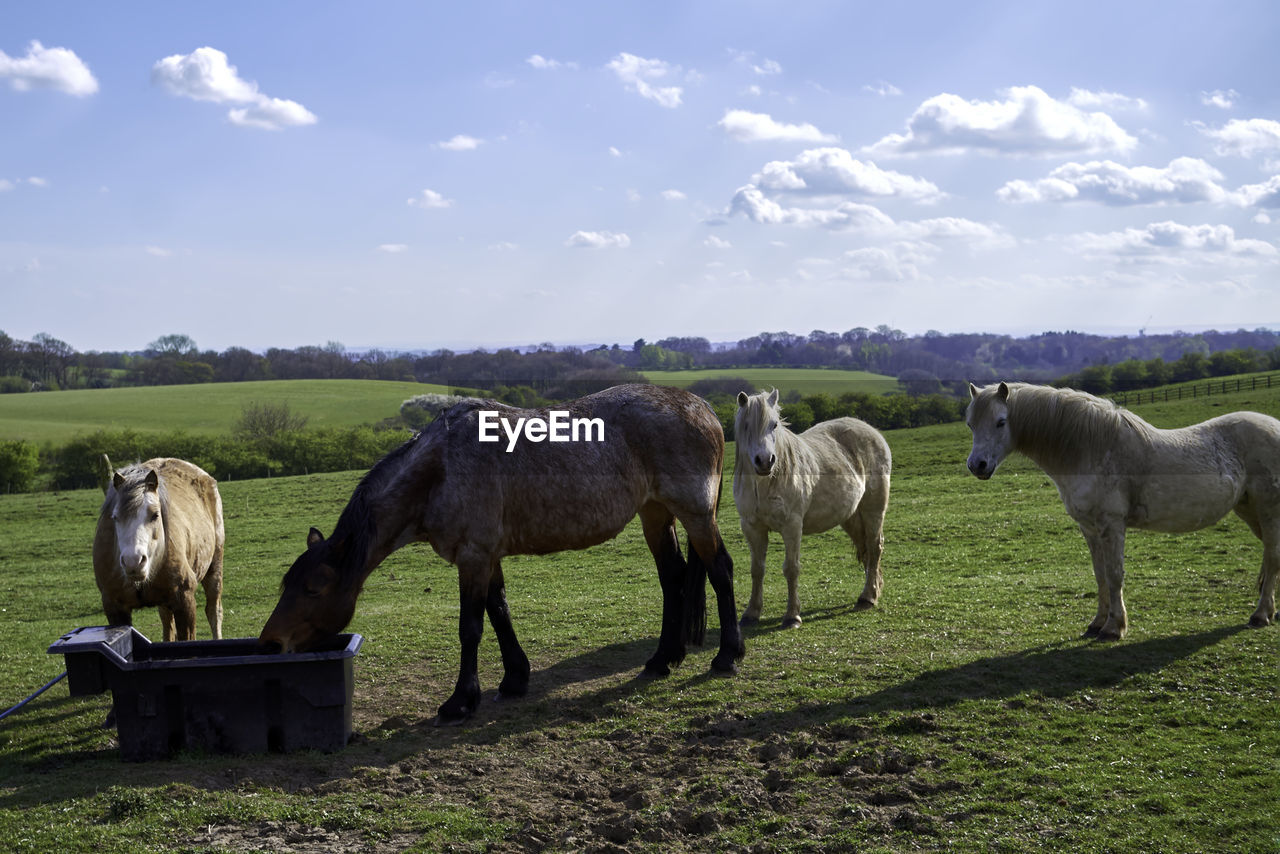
top-left (733, 389), bottom-right (892, 628)
top-left (258, 384), bottom-right (745, 725)
top-left (966, 381), bottom-right (1280, 639)
top-left (93, 456), bottom-right (225, 642)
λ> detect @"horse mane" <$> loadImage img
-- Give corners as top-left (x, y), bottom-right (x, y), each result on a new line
top-left (735, 390), bottom-right (801, 467)
top-left (1006, 383), bottom-right (1154, 467)
top-left (102, 463), bottom-right (172, 547)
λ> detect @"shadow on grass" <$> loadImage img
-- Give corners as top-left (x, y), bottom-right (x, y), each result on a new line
top-left (0, 621), bottom-right (1250, 807)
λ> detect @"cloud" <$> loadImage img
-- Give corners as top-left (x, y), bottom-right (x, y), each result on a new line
top-left (1232, 175), bottom-right (1280, 209)
top-left (1069, 221), bottom-right (1277, 262)
top-left (0, 40), bottom-right (98, 96)
top-left (1196, 118), bottom-right (1280, 158)
top-left (0, 180), bottom-right (11, 193)
top-left (1201, 89), bottom-right (1239, 109)
top-left (840, 244), bottom-right (929, 281)
top-left (608, 146), bottom-right (622, 157)
top-left (997, 157), bottom-right (1228, 205)
top-left (144, 246), bottom-right (172, 258)
top-left (152, 47), bottom-right (317, 129)
top-left (1067, 87), bottom-right (1148, 112)
top-left (565, 230), bottom-right (630, 248)
top-left (753, 58), bottom-right (782, 76)
top-left (407, 189), bottom-right (453, 209)
top-left (607, 53), bottom-right (682, 108)
top-left (864, 85), bottom-right (1138, 157)
top-left (526, 54), bottom-right (577, 71)
top-left (862, 81), bottom-right (902, 97)
top-left (718, 109), bottom-right (837, 143)
top-left (704, 235), bottom-right (732, 249)
top-left (753, 147), bottom-right (943, 202)
top-left (436, 134), bottom-right (483, 151)
top-left (660, 189), bottom-right (687, 201)
top-left (377, 244), bottom-right (408, 253)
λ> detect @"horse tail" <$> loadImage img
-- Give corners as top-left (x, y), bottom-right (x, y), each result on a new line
top-left (683, 541), bottom-right (707, 648)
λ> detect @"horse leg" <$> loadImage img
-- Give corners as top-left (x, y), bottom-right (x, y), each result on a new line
top-left (157, 604), bottom-right (177, 642)
top-left (1081, 523), bottom-right (1127, 640)
top-left (843, 505), bottom-right (884, 610)
top-left (487, 559), bottom-right (531, 699)
top-left (203, 544), bottom-right (224, 639)
top-left (438, 550), bottom-right (491, 724)
top-left (738, 522), bottom-right (770, 626)
top-left (779, 522), bottom-right (804, 628)
top-left (1236, 497), bottom-right (1279, 627)
top-left (686, 520), bottom-right (745, 674)
top-left (640, 502), bottom-right (687, 678)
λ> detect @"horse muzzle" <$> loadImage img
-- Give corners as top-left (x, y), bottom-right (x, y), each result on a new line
top-left (967, 457), bottom-right (994, 479)
top-left (752, 453), bottom-right (776, 477)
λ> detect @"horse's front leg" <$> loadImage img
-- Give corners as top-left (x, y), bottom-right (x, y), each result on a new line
top-left (486, 559), bottom-right (531, 700)
top-left (780, 523), bottom-right (804, 628)
top-left (738, 523), bottom-right (770, 626)
top-left (437, 551), bottom-right (492, 725)
top-left (1081, 523), bottom-right (1127, 640)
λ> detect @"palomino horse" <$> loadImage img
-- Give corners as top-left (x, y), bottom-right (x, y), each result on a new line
top-left (966, 382), bottom-right (1280, 638)
top-left (733, 389), bottom-right (892, 627)
top-left (94, 456), bottom-right (224, 641)
top-left (259, 384), bottom-right (744, 725)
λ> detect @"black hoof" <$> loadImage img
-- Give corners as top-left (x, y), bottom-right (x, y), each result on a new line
top-left (1082, 625), bottom-right (1102, 639)
top-left (739, 613), bottom-right (760, 627)
top-left (854, 597), bottom-right (876, 611)
top-left (1247, 614), bottom-right (1272, 628)
top-left (710, 654), bottom-right (739, 676)
top-left (780, 616), bottom-right (802, 629)
top-left (640, 661), bottom-right (671, 680)
top-left (433, 712), bottom-right (470, 727)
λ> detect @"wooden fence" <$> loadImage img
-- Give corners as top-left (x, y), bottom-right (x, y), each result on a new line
top-left (1110, 373), bottom-right (1279, 407)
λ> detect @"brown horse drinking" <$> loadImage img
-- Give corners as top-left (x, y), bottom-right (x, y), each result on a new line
top-left (259, 384), bottom-right (744, 724)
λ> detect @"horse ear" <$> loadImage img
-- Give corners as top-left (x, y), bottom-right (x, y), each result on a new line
top-left (968, 382), bottom-right (979, 400)
top-left (307, 527), bottom-right (325, 548)
top-left (736, 391), bottom-right (748, 408)
top-left (997, 382), bottom-right (1010, 401)
top-left (766, 388), bottom-right (779, 407)
top-left (112, 471), bottom-right (125, 491)
top-left (144, 470), bottom-right (159, 491)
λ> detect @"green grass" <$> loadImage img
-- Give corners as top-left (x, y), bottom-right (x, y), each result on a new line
top-left (0, 380), bottom-right (458, 443)
top-left (0, 382), bottom-right (1276, 851)
top-left (643, 366), bottom-right (899, 396)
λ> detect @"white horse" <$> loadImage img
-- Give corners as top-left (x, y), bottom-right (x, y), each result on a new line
top-left (966, 381), bottom-right (1280, 639)
top-left (733, 389), bottom-right (892, 627)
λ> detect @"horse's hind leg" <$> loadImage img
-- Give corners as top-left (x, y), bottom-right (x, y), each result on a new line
top-left (203, 543), bottom-right (224, 639)
top-left (686, 519), bottom-right (745, 674)
top-left (738, 522), bottom-right (770, 625)
top-left (843, 504), bottom-right (885, 610)
top-left (486, 560), bottom-right (531, 699)
top-left (1236, 496), bottom-right (1279, 627)
top-left (640, 502), bottom-right (689, 678)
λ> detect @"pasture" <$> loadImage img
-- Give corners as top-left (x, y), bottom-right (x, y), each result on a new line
top-left (0, 387), bottom-right (1277, 852)
top-left (642, 367), bottom-right (898, 398)
top-left (0, 380), bottom-right (456, 444)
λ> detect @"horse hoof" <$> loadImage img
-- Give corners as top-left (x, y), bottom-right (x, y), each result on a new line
top-left (433, 711), bottom-right (471, 727)
top-left (739, 614), bottom-right (760, 627)
top-left (1095, 629), bottom-right (1123, 642)
top-left (780, 616), bottom-right (802, 629)
top-left (710, 656), bottom-right (739, 676)
top-left (639, 662), bottom-right (670, 680)
top-left (1082, 626), bottom-right (1102, 639)
top-left (854, 598), bottom-right (876, 611)
top-left (1247, 614), bottom-right (1272, 628)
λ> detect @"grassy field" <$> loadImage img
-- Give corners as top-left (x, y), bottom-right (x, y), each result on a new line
top-left (0, 380), bottom-right (458, 444)
top-left (0, 383), bottom-right (1276, 851)
top-left (643, 367), bottom-right (899, 397)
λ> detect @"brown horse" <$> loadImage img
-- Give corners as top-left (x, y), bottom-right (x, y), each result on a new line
top-left (259, 384), bottom-right (744, 724)
top-left (93, 456), bottom-right (225, 641)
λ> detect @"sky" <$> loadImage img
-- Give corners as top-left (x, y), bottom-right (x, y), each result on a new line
top-left (3, 1), bottom-right (1280, 354)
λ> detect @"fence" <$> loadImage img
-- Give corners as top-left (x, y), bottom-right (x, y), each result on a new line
top-left (1110, 373), bottom-right (1279, 407)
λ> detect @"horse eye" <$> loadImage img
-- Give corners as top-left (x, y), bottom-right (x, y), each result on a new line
top-left (149, 511), bottom-right (160, 522)
top-left (768, 420), bottom-right (778, 430)
top-left (996, 418), bottom-right (1007, 429)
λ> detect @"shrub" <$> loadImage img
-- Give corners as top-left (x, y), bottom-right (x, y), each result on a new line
top-left (0, 440), bottom-right (39, 492)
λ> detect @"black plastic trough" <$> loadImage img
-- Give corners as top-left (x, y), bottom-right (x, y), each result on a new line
top-left (48, 626), bottom-right (362, 761)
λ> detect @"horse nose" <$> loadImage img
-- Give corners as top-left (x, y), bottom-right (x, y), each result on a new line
top-left (967, 457), bottom-right (988, 477)
top-left (257, 638), bottom-right (284, 656)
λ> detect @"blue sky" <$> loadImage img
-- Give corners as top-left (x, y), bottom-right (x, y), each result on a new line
top-left (3, 1), bottom-right (1280, 353)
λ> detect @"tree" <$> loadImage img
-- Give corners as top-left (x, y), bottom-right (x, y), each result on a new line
top-left (148, 334), bottom-right (197, 356)
top-left (234, 401), bottom-right (310, 441)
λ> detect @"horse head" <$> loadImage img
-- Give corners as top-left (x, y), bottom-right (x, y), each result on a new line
top-left (966, 381), bottom-right (1012, 479)
top-left (110, 468), bottom-right (167, 585)
top-left (736, 389), bottom-right (782, 476)
top-left (258, 527), bottom-right (358, 654)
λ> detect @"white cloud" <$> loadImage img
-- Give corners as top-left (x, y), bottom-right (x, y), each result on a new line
top-left (718, 109), bottom-right (837, 143)
top-left (144, 246), bottom-right (172, 258)
top-left (753, 147), bottom-right (943, 202)
top-left (607, 53), bottom-right (682, 108)
top-left (436, 134), bottom-right (483, 151)
top-left (997, 157), bottom-right (1228, 205)
top-left (0, 40), bottom-right (98, 96)
top-left (565, 230), bottom-right (630, 248)
top-left (704, 235), bottom-right (732, 249)
top-left (753, 58), bottom-right (782, 76)
top-left (1067, 87), bottom-right (1148, 112)
top-left (864, 85), bottom-right (1138, 157)
top-left (862, 81), bottom-right (903, 97)
top-left (1254, 212), bottom-right (1272, 224)
top-left (377, 244), bottom-right (408, 253)
top-left (25, 176), bottom-right (47, 187)
top-left (1232, 175), bottom-right (1280, 208)
top-left (152, 47), bottom-right (317, 130)
top-left (840, 244), bottom-right (927, 281)
top-left (407, 189), bottom-right (453, 209)
top-left (1070, 221), bottom-right (1277, 262)
top-left (660, 189), bottom-right (687, 201)
top-left (0, 180), bottom-right (11, 193)
top-left (1201, 89), bottom-right (1239, 109)
top-left (526, 54), bottom-right (576, 71)
top-left (608, 146), bottom-right (622, 157)
top-left (1197, 118), bottom-right (1280, 158)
